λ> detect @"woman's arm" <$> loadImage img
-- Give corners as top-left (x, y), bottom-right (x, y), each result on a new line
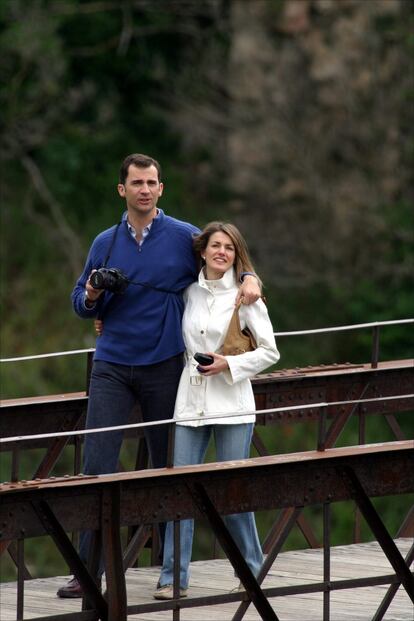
top-left (223, 300), bottom-right (280, 383)
top-left (197, 299), bottom-right (279, 381)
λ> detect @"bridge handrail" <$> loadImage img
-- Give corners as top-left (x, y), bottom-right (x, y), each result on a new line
top-left (0, 318), bottom-right (413, 363)
top-left (1, 393), bottom-right (413, 445)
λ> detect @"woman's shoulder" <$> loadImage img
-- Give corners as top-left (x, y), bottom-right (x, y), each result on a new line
top-left (183, 280), bottom-right (202, 302)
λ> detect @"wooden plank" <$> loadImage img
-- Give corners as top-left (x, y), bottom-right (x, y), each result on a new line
top-left (0, 539), bottom-right (412, 620)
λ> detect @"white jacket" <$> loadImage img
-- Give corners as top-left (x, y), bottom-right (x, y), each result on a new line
top-left (174, 268), bottom-right (280, 426)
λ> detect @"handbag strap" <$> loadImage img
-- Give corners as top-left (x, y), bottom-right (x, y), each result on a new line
top-left (231, 302), bottom-right (243, 331)
top-left (231, 294), bottom-right (264, 334)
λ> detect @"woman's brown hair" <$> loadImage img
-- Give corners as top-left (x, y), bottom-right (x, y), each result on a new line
top-left (193, 222), bottom-right (262, 287)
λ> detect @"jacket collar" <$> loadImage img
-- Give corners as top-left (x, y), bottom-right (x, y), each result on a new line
top-left (198, 266), bottom-right (237, 291)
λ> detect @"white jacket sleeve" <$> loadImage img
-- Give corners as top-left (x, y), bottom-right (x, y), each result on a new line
top-left (224, 299), bottom-right (280, 385)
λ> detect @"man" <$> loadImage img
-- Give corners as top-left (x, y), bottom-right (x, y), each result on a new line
top-left (57, 153), bottom-right (261, 598)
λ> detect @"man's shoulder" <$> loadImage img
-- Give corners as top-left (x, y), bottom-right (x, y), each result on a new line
top-left (163, 214), bottom-right (200, 237)
top-left (84, 224), bottom-right (121, 262)
top-left (92, 223), bottom-right (120, 247)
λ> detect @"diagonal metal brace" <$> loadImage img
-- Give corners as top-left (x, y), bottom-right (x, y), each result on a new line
top-left (233, 506), bottom-right (302, 621)
top-left (339, 465), bottom-right (414, 602)
top-left (324, 383), bottom-right (370, 448)
top-left (372, 540), bottom-right (414, 621)
top-left (31, 499), bottom-right (108, 620)
top-left (190, 482), bottom-right (278, 621)
top-left (101, 484), bottom-right (127, 621)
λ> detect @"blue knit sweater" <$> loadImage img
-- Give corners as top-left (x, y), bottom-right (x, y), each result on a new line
top-left (72, 210), bottom-right (199, 365)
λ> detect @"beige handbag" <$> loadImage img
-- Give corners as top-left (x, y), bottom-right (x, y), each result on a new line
top-left (221, 302), bottom-right (257, 356)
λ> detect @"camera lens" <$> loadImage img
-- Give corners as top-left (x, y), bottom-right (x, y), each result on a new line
top-left (90, 271), bottom-right (104, 289)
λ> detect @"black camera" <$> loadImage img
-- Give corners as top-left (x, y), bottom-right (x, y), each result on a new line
top-left (90, 268), bottom-right (129, 294)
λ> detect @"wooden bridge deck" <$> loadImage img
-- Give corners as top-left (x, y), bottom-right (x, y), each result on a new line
top-left (1, 538), bottom-right (412, 620)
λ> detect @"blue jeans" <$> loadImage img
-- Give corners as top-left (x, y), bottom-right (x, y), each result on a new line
top-left (159, 424), bottom-right (264, 589)
top-left (79, 356), bottom-right (183, 566)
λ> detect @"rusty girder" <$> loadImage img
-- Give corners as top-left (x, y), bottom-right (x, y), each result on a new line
top-left (0, 441), bottom-right (413, 621)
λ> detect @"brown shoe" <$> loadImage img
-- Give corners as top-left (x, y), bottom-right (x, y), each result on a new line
top-left (57, 577), bottom-right (83, 598)
top-left (153, 584), bottom-right (188, 600)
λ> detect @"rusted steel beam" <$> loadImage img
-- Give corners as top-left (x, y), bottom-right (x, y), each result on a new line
top-left (233, 507), bottom-right (302, 621)
top-left (340, 465), bottom-right (414, 601)
top-left (0, 393), bottom-right (89, 450)
top-left (384, 414), bottom-right (406, 441)
top-left (373, 541), bottom-right (414, 621)
top-left (0, 441), bottom-right (412, 540)
top-left (1, 360), bottom-right (412, 447)
top-left (31, 499), bottom-right (108, 619)
top-left (262, 507), bottom-right (301, 552)
top-left (324, 381), bottom-right (370, 448)
top-left (253, 359), bottom-right (414, 425)
top-left (1, 360), bottom-right (411, 579)
top-left (172, 519), bottom-right (181, 610)
top-left (191, 483), bottom-right (278, 620)
top-left (0, 441), bottom-right (411, 621)
top-left (252, 360), bottom-right (413, 553)
top-left (255, 359), bottom-right (413, 546)
top-left (397, 504), bottom-right (414, 538)
top-left (123, 524), bottom-right (151, 570)
top-left (83, 529), bottom-right (102, 613)
top-left (33, 411), bottom-right (85, 479)
top-left (101, 484), bottom-right (127, 621)
top-left (323, 502), bottom-right (331, 620)
top-left (6, 540), bottom-right (32, 579)
top-left (17, 538), bottom-right (24, 619)
top-left (0, 397), bottom-right (140, 563)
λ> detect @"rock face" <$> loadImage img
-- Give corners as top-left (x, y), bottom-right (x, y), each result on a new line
top-left (173, 0), bottom-right (413, 289)
top-left (227, 0), bottom-right (412, 287)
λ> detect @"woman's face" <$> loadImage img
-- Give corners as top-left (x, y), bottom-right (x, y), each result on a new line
top-left (203, 231), bottom-right (236, 279)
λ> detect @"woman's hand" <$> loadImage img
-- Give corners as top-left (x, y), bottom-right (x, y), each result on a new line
top-left (94, 319), bottom-right (103, 336)
top-left (197, 352), bottom-right (229, 376)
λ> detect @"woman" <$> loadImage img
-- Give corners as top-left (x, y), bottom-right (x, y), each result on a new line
top-left (154, 222), bottom-right (280, 600)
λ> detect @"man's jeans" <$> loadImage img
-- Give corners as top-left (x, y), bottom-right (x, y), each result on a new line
top-left (159, 423), bottom-right (264, 589)
top-left (78, 355), bottom-right (183, 567)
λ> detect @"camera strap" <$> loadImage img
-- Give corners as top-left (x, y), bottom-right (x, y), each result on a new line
top-left (102, 222), bottom-right (121, 268)
top-left (128, 278), bottom-right (178, 294)
top-left (103, 220), bottom-right (179, 294)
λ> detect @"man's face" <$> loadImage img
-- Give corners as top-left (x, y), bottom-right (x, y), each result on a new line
top-left (117, 164), bottom-right (163, 217)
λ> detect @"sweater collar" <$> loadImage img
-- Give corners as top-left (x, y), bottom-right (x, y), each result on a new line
top-left (121, 208), bottom-right (165, 233)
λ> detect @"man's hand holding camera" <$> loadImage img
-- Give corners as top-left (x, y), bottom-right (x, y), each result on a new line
top-left (85, 266), bottom-right (130, 308)
top-left (84, 270), bottom-right (104, 308)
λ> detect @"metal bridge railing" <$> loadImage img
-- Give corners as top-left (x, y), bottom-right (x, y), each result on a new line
top-left (0, 318), bottom-right (413, 598)
top-left (1, 318), bottom-right (413, 367)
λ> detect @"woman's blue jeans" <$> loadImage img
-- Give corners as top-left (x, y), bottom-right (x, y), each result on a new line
top-left (159, 423), bottom-right (264, 589)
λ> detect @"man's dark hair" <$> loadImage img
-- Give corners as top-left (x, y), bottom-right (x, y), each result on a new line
top-left (119, 154), bottom-right (162, 184)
